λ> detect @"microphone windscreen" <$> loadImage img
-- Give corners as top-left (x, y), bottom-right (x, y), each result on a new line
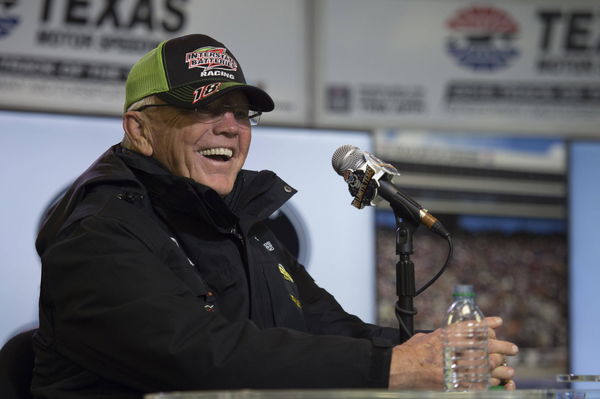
top-left (331, 145), bottom-right (364, 175)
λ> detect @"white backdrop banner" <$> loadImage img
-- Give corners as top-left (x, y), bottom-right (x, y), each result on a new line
top-left (0, 0), bottom-right (308, 124)
top-left (315, 0), bottom-right (600, 136)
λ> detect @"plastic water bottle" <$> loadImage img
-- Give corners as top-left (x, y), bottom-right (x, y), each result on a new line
top-left (442, 284), bottom-right (490, 391)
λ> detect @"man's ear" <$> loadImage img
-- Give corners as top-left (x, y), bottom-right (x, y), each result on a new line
top-left (123, 111), bottom-right (153, 156)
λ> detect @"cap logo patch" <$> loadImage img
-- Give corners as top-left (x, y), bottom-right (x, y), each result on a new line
top-left (193, 82), bottom-right (222, 104)
top-left (185, 46), bottom-right (238, 72)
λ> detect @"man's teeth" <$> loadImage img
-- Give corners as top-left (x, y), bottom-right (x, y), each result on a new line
top-left (199, 148), bottom-right (233, 159)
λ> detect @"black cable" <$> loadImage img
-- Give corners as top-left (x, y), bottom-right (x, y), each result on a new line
top-left (416, 235), bottom-right (453, 296)
top-left (394, 303), bottom-right (414, 339)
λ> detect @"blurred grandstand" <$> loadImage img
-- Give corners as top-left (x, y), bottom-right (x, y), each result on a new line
top-left (373, 129), bottom-right (567, 387)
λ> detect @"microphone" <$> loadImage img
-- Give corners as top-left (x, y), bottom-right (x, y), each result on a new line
top-left (331, 144), bottom-right (450, 238)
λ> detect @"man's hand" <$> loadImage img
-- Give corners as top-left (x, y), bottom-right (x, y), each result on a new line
top-left (388, 328), bottom-right (444, 389)
top-left (486, 317), bottom-right (519, 390)
top-left (388, 316), bottom-right (519, 390)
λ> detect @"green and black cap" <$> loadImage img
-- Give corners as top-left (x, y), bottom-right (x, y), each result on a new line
top-left (124, 34), bottom-right (274, 112)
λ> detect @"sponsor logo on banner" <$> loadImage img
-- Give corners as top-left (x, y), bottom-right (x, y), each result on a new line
top-left (446, 81), bottom-right (600, 107)
top-left (35, 0), bottom-right (188, 53)
top-left (536, 9), bottom-right (600, 75)
top-left (446, 6), bottom-right (520, 72)
top-left (0, 0), bottom-right (20, 38)
top-left (326, 84), bottom-right (425, 115)
top-left (444, 5), bottom-right (600, 119)
top-left (0, 0), bottom-right (191, 96)
top-left (326, 85), bottom-right (351, 113)
top-left (0, 0), bottom-right (191, 115)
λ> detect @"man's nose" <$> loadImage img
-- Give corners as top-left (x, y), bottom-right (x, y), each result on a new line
top-left (214, 111), bottom-right (242, 135)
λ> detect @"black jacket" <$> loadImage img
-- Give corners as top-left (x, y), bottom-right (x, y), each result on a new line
top-left (32, 145), bottom-right (398, 399)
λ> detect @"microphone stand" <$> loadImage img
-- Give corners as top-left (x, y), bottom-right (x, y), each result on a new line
top-left (392, 208), bottom-right (419, 343)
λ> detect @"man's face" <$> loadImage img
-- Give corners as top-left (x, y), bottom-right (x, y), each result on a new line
top-left (147, 92), bottom-right (252, 196)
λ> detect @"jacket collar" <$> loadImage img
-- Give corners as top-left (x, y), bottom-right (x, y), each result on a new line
top-left (116, 145), bottom-right (297, 224)
top-left (37, 144), bottom-right (297, 254)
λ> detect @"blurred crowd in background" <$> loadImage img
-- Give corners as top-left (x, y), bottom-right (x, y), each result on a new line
top-left (375, 213), bottom-right (567, 380)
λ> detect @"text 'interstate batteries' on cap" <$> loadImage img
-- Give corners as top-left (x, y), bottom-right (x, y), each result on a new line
top-left (124, 34), bottom-right (274, 112)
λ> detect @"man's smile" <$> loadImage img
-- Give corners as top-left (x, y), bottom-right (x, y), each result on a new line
top-left (198, 147), bottom-right (234, 162)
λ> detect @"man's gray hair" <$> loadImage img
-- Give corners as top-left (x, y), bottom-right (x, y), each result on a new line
top-left (125, 95), bottom-right (161, 112)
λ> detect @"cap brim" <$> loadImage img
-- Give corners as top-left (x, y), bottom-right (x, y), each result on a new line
top-left (157, 81), bottom-right (274, 112)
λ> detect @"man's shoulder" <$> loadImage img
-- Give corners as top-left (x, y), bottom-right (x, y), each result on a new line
top-left (69, 183), bottom-right (150, 225)
top-left (36, 147), bottom-right (152, 254)
top-left (59, 151), bottom-right (150, 232)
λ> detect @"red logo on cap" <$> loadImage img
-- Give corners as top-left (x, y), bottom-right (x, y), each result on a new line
top-left (193, 83), bottom-right (222, 104)
top-left (185, 47), bottom-right (238, 72)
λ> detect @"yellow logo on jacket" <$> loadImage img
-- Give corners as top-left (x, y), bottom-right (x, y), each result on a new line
top-left (290, 294), bottom-right (302, 309)
top-left (278, 264), bottom-right (294, 283)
